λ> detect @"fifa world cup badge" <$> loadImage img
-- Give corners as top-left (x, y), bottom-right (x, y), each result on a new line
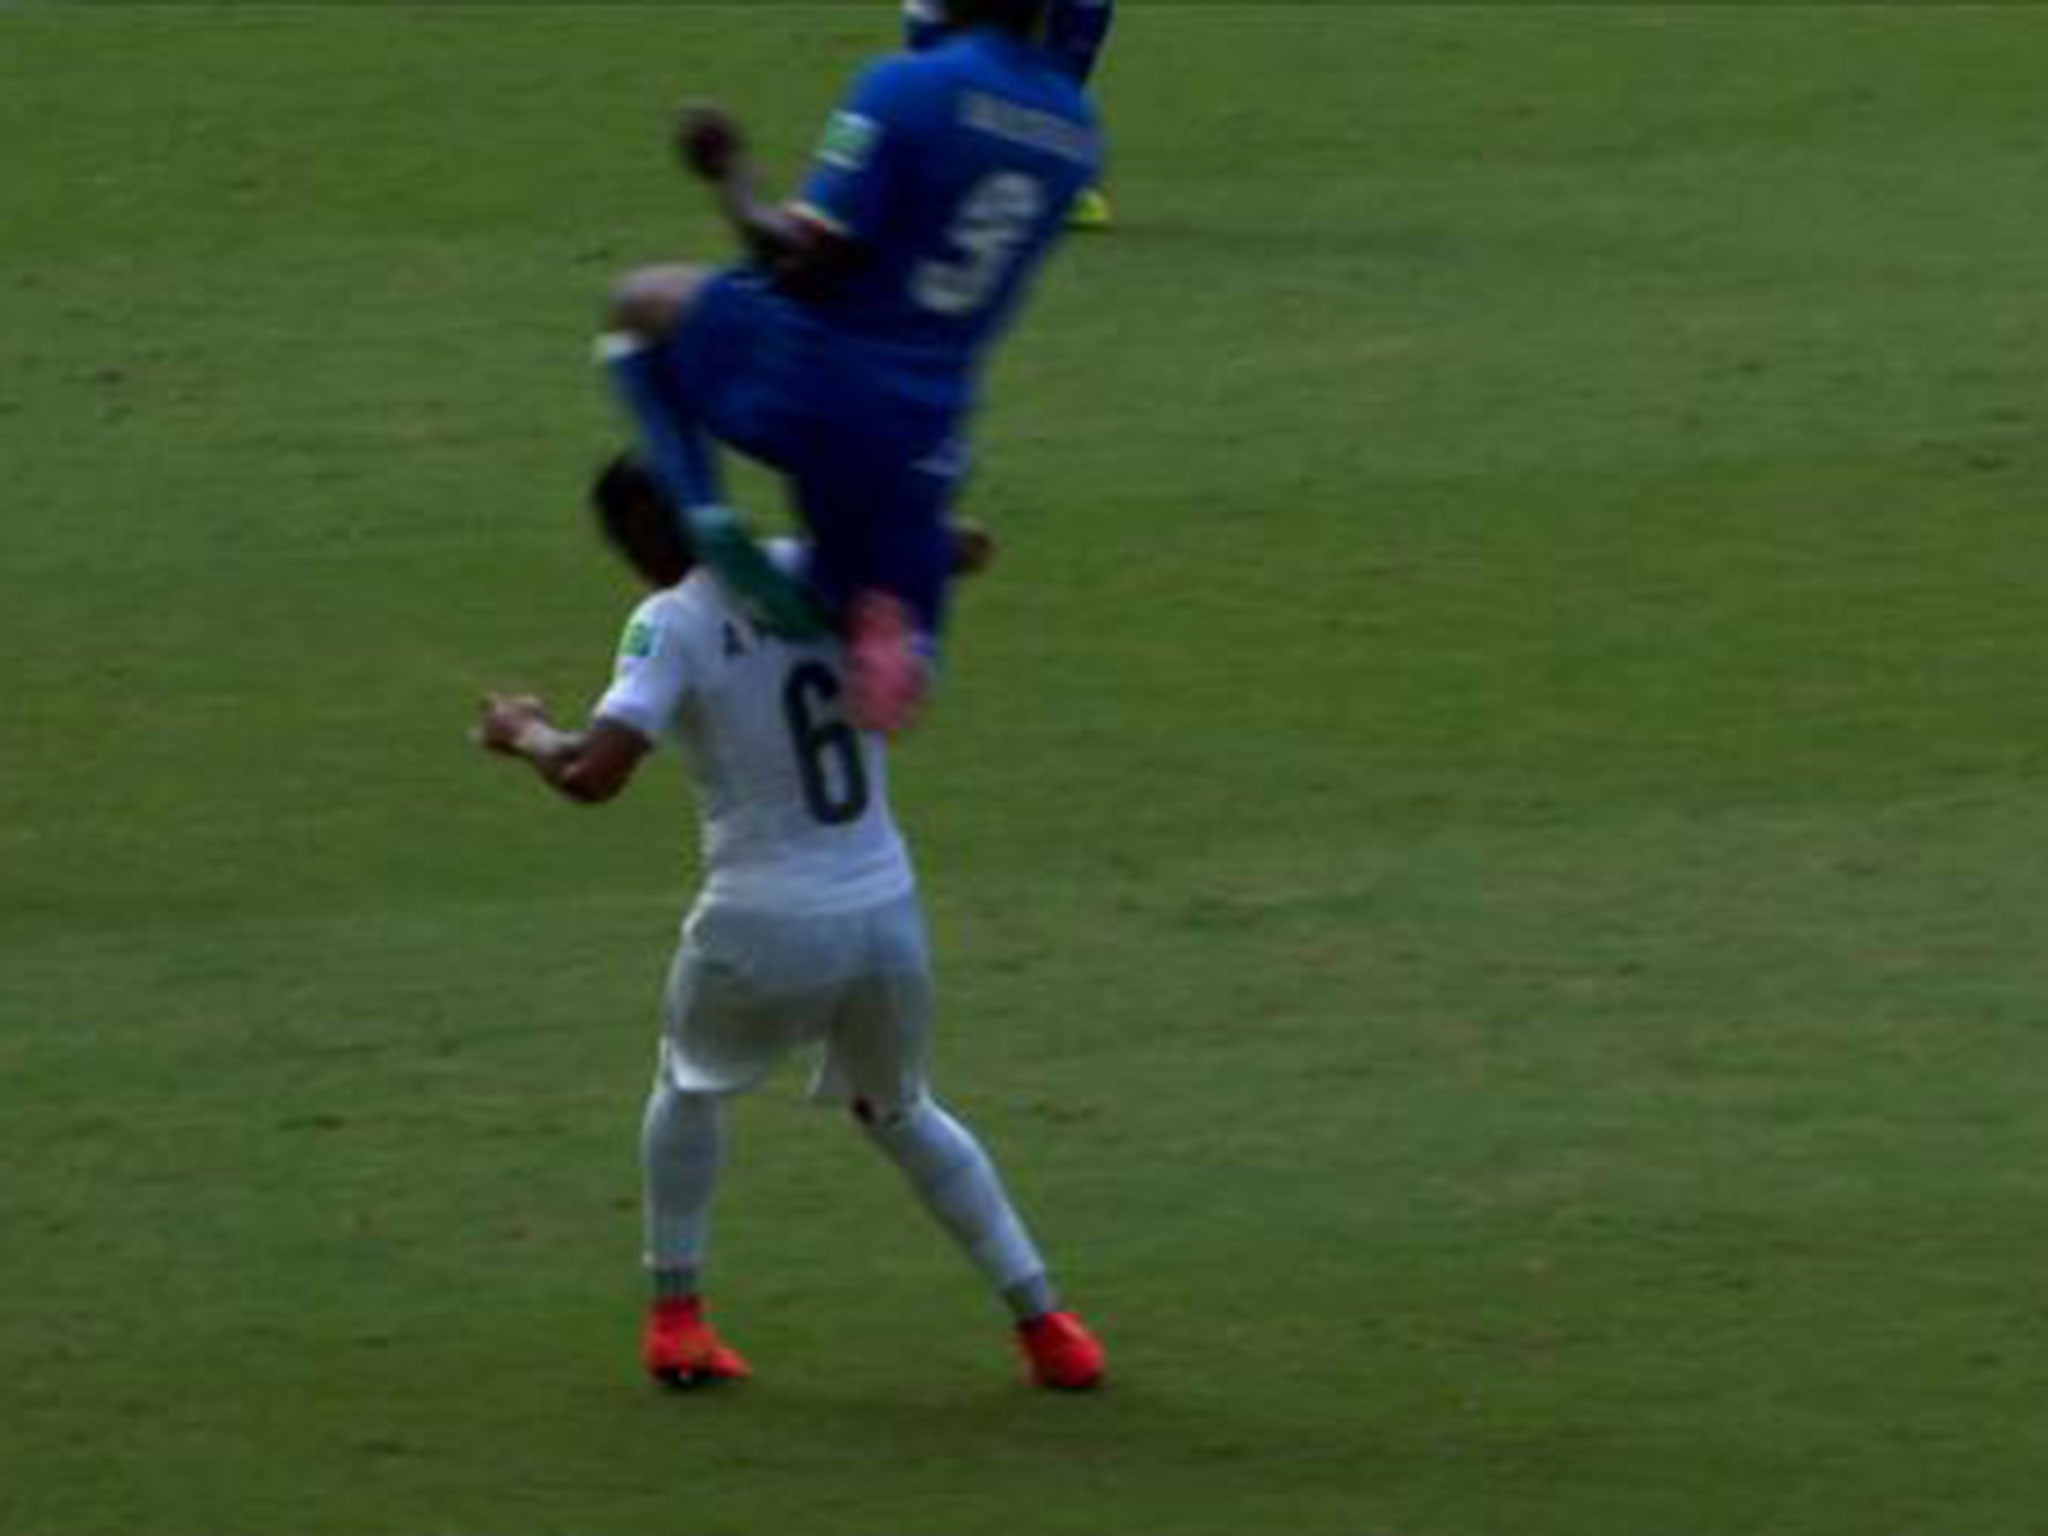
top-left (819, 111), bottom-right (881, 172)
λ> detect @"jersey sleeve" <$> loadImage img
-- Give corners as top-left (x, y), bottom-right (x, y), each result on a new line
top-left (793, 58), bottom-right (923, 245)
top-left (592, 593), bottom-right (696, 743)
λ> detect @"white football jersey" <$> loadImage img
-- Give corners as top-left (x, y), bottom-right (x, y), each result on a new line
top-left (593, 545), bottom-right (913, 915)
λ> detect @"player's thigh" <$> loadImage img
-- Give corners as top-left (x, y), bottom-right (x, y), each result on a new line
top-left (656, 270), bottom-right (820, 467)
top-left (659, 905), bottom-right (814, 1095)
top-left (813, 897), bottom-right (935, 1113)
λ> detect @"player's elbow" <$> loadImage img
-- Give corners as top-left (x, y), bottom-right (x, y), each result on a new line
top-left (557, 760), bottom-right (630, 805)
top-left (769, 219), bottom-right (859, 298)
top-left (553, 720), bottom-right (650, 806)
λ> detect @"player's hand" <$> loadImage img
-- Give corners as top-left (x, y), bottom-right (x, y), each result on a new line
top-left (678, 104), bottom-right (746, 183)
top-left (475, 692), bottom-right (548, 756)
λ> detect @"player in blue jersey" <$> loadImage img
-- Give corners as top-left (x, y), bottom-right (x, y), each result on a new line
top-left (601, 0), bottom-right (1103, 732)
top-left (904, 0), bottom-right (1113, 227)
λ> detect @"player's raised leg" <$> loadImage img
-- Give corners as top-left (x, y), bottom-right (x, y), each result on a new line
top-left (640, 1075), bottom-right (752, 1385)
top-left (603, 265), bottom-right (727, 511)
top-left (790, 436), bottom-right (960, 734)
top-left (856, 1096), bottom-right (1106, 1389)
top-left (600, 264), bottom-right (825, 639)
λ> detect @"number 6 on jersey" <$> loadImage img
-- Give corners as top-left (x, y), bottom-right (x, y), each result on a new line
top-left (783, 660), bottom-right (872, 825)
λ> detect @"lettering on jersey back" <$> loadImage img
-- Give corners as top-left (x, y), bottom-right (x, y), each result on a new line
top-left (960, 92), bottom-right (1096, 165)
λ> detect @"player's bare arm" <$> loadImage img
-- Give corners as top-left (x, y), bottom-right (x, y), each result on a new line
top-left (677, 104), bottom-right (859, 295)
top-left (474, 693), bottom-right (650, 805)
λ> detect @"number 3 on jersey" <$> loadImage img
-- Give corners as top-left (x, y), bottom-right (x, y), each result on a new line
top-left (911, 172), bottom-right (1046, 316)
top-left (782, 661), bottom-right (871, 825)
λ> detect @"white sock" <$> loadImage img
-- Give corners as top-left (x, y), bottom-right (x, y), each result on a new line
top-left (860, 1097), bottom-right (1054, 1315)
top-left (642, 1079), bottom-right (724, 1286)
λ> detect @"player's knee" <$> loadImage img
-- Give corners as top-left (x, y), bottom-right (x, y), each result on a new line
top-left (857, 1095), bottom-right (976, 1187)
top-left (850, 1092), bottom-right (925, 1135)
top-left (852, 1094), bottom-right (902, 1130)
top-left (607, 264), bottom-right (707, 339)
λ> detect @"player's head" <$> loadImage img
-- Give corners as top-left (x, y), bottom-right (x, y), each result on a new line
top-left (591, 452), bottom-right (696, 588)
top-left (941, 0), bottom-right (1052, 43)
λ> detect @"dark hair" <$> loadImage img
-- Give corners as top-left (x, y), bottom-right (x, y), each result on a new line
top-left (944, 0), bottom-right (1051, 41)
top-left (590, 453), bottom-right (695, 587)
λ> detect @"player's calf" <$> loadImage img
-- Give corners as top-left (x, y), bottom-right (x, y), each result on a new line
top-left (854, 1096), bottom-right (1105, 1387)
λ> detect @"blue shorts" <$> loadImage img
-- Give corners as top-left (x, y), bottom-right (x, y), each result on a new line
top-left (659, 269), bottom-right (964, 637)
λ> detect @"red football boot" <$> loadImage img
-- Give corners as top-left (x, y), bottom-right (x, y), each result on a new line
top-left (1017, 1311), bottom-right (1106, 1391)
top-left (846, 590), bottom-right (930, 734)
top-left (643, 1297), bottom-right (752, 1387)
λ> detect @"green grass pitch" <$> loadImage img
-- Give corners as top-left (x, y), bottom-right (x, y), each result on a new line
top-left (5, 3), bottom-right (2048, 1532)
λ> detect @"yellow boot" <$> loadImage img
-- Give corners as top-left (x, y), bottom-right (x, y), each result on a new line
top-left (1068, 186), bottom-right (1114, 231)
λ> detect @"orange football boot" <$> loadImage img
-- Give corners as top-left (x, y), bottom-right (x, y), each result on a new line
top-left (643, 1297), bottom-right (752, 1387)
top-left (1017, 1311), bottom-right (1106, 1391)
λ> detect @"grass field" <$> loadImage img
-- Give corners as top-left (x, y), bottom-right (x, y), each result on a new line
top-left (6, 3), bottom-right (2048, 1532)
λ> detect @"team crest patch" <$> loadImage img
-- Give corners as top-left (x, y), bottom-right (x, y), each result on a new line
top-left (818, 110), bottom-right (880, 171)
top-left (621, 620), bottom-right (657, 660)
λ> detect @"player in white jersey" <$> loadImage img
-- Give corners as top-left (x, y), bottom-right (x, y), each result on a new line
top-left (473, 453), bottom-right (1105, 1391)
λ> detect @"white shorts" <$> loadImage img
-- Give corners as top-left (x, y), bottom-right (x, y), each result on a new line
top-left (656, 891), bottom-right (933, 1112)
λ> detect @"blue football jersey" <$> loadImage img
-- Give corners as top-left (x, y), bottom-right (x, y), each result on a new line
top-left (792, 29), bottom-right (1103, 390)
